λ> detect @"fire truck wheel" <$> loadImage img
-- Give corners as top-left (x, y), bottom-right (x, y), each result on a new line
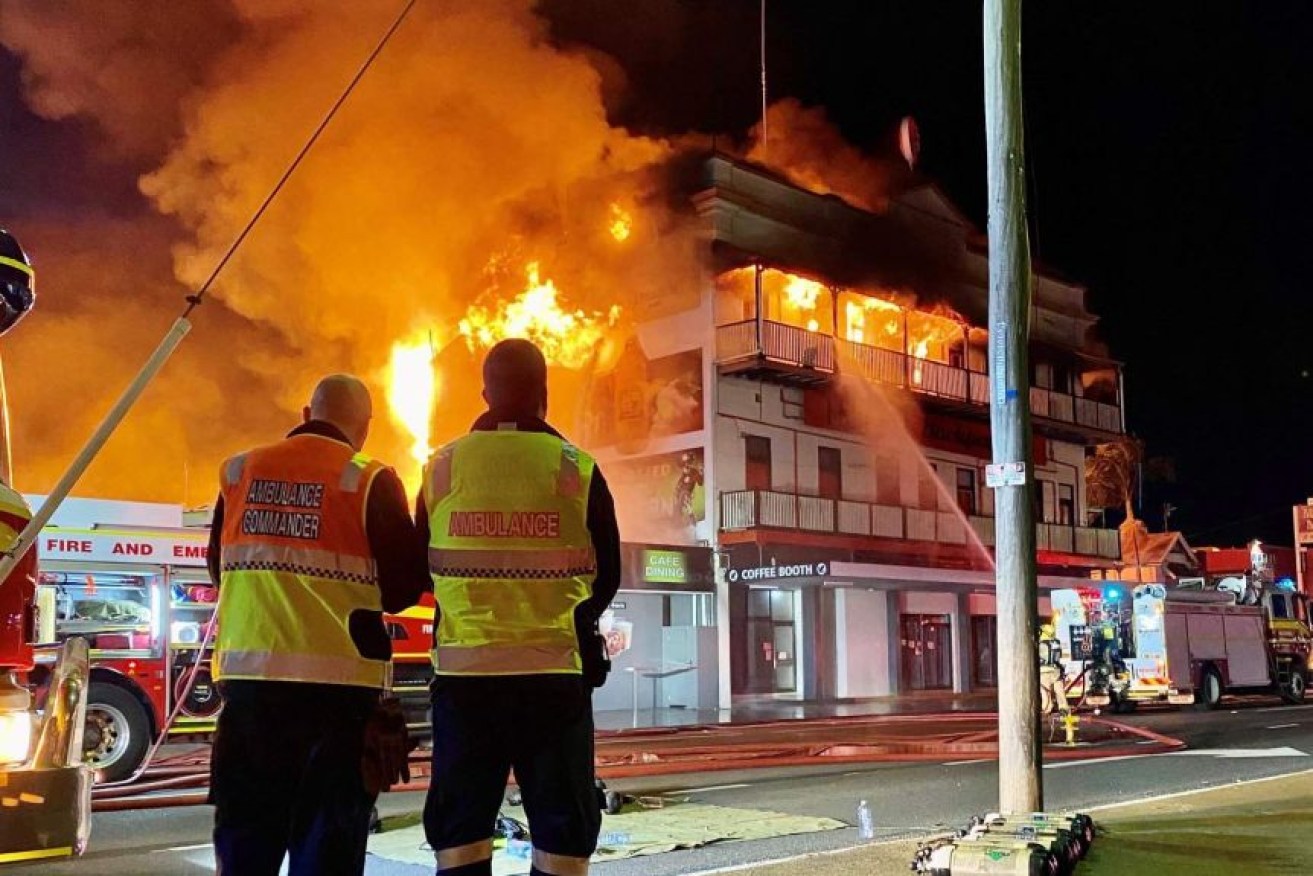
top-left (1194, 667), bottom-right (1223, 711)
top-left (1281, 669), bottom-right (1307, 705)
top-left (84, 682), bottom-right (151, 783)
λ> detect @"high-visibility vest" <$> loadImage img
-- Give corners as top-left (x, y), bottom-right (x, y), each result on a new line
top-left (215, 433), bottom-right (388, 688)
top-left (424, 429), bottom-right (596, 676)
top-left (0, 483), bottom-right (37, 672)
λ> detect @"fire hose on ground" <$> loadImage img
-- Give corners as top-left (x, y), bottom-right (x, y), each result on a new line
top-left (89, 712), bottom-right (1184, 811)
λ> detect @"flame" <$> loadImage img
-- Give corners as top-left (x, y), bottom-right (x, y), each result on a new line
top-left (609, 202), bottom-right (632, 242)
top-left (844, 296), bottom-right (902, 347)
top-left (386, 335), bottom-right (438, 491)
top-left (784, 275), bottom-right (824, 311)
top-left (806, 319), bottom-right (819, 333)
top-left (459, 262), bottom-right (620, 369)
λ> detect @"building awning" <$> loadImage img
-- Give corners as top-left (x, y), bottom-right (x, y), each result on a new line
top-left (827, 561), bottom-right (1098, 593)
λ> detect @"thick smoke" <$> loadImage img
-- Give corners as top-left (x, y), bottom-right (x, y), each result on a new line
top-left (1, 0), bottom-right (673, 498)
top-left (747, 98), bottom-right (905, 214)
top-left (1, 1), bottom-right (928, 512)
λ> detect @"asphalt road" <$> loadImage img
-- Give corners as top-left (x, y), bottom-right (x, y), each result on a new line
top-left (11, 698), bottom-right (1313, 875)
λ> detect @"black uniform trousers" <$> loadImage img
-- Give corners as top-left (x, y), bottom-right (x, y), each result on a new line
top-left (424, 674), bottom-right (600, 869)
top-left (211, 681), bottom-right (379, 876)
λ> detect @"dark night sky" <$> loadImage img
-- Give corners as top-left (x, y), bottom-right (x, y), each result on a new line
top-left (547, 1), bottom-right (1313, 546)
top-left (3, 3), bottom-right (1312, 545)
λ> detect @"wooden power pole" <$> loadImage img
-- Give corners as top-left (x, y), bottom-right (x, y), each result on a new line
top-left (983, 0), bottom-right (1042, 813)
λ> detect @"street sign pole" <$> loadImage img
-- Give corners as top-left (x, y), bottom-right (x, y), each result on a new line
top-left (983, 0), bottom-right (1042, 813)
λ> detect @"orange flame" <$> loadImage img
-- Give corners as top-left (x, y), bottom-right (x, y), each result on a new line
top-left (386, 334), bottom-right (439, 492)
top-left (608, 202), bottom-right (632, 242)
top-left (459, 262), bottom-right (620, 370)
top-left (784, 275), bottom-right (825, 311)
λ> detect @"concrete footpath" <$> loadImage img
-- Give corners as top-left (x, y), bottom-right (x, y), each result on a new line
top-left (719, 769), bottom-right (1313, 875)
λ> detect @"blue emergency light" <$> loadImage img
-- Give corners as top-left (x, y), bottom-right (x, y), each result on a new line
top-left (1103, 585), bottom-right (1122, 602)
top-left (1276, 577), bottom-right (1297, 592)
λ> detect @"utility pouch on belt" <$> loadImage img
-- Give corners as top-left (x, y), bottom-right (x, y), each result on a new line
top-left (361, 696), bottom-right (414, 796)
top-left (582, 628), bottom-right (611, 689)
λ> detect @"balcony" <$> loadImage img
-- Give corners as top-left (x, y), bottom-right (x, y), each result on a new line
top-left (720, 490), bottom-right (1121, 561)
top-left (716, 317), bottom-right (1123, 436)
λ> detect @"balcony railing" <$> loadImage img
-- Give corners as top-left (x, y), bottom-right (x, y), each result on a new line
top-left (720, 490), bottom-right (1121, 560)
top-left (716, 318), bottom-right (1123, 434)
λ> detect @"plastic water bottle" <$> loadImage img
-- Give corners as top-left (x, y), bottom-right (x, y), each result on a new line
top-left (856, 799), bottom-right (875, 841)
top-left (599, 830), bottom-right (631, 847)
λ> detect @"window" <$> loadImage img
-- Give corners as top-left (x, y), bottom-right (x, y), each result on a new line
top-left (818, 447), bottom-right (842, 499)
top-left (919, 464), bottom-right (940, 510)
top-left (875, 454), bottom-right (900, 505)
top-left (1034, 480), bottom-right (1057, 524)
top-left (956, 468), bottom-right (978, 516)
top-left (745, 436), bottom-right (772, 491)
top-left (1033, 361), bottom-right (1054, 390)
top-left (1057, 484), bottom-right (1075, 526)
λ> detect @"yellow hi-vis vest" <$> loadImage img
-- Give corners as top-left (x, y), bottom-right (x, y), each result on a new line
top-left (215, 433), bottom-right (389, 689)
top-left (424, 429), bottom-right (596, 676)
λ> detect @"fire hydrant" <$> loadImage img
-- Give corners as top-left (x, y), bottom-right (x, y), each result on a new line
top-left (1061, 710), bottom-right (1080, 747)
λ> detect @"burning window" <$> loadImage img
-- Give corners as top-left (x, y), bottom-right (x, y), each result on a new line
top-left (714, 267), bottom-right (835, 334)
top-left (840, 291), bottom-right (904, 352)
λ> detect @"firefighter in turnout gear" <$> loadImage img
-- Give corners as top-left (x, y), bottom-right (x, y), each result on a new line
top-left (1039, 622), bottom-right (1070, 715)
top-left (418, 339), bottom-right (622, 876)
top-left (207, 374), bottom-right (429, 876)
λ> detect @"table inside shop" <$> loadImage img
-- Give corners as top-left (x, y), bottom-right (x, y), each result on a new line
top-left (624, 662), bottom-right (697, 728)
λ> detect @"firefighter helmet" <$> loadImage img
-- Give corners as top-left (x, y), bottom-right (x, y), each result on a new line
top-left (0, 229), bottom-right (35, 337)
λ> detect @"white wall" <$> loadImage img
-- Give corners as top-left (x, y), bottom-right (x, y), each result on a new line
top-left (713, 376), bottom-right (1100, 528)
top-left (593, 593), bottom-right (665, 713)
top-left (901, 591), bottom-right (958, 615)
top-left (834, 588), bottom-right (892, 697)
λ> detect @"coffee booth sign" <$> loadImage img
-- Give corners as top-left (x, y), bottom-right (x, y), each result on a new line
top-left (728, 561), bottom-right (829, 583)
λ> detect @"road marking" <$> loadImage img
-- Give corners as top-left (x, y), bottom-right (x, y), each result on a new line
top-left (1044, 754), bottom-right (1155, 770)
top-left (1266, 723), bottom-right (1300, 730)
top-left (670, 783), bottom-right (751, 795)
top-left (1084, 767), bottom-right (1313, 814)
top-left (679, 838), bottom-right (902, 875)
top-left (155, 843), bottom-right (214, 853)
top-left (1170, 747), bottom-right (1307, 759)
top-left (943, 759), bottom-right (990, 766)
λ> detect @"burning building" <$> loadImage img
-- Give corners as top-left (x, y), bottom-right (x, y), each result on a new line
top-left (569, 154), bottom-right (1128, 708)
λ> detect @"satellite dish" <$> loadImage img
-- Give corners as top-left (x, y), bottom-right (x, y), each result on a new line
top-left (899, 117), bottom-right (921, 169)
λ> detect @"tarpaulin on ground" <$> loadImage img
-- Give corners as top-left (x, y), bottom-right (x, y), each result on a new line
top-left (367, 802), bottom-right (845, 873)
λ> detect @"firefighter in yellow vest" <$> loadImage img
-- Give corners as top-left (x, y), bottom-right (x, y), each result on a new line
top-left (418, 340), bottom-right (622, 876)
top-left (208, 375), bottom-right (429, 876)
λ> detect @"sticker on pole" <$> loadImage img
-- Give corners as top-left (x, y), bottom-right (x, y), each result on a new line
top-left (986, 462), bottom-right (1027, 488)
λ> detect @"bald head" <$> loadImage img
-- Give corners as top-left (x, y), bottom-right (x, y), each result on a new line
top-left (304, 374), bottom-right (372, 449)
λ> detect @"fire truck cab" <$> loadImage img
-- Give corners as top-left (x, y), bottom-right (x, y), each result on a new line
top-left (25, 497), bottom-right (434, 783)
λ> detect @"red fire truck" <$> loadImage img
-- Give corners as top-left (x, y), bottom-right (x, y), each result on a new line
top-left (27, 497), bottom-right (435, 782)
top-left (1050, 544), bottom-right (1311, 711)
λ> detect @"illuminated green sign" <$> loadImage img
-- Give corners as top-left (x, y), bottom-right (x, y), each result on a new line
top-left (643, 549), bottom-right (687, 584)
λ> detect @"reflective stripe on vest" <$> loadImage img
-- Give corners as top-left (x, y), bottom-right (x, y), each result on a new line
top-left (216, 435), bottom-right (387, 688)
top-left (424, 429), bottom-right (595, 677)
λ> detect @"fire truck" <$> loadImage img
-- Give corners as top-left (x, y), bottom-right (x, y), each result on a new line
top-left (1049, 545), bottom-right (1311, 711)
top-left (26, 496), bottom-right (436, 783)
